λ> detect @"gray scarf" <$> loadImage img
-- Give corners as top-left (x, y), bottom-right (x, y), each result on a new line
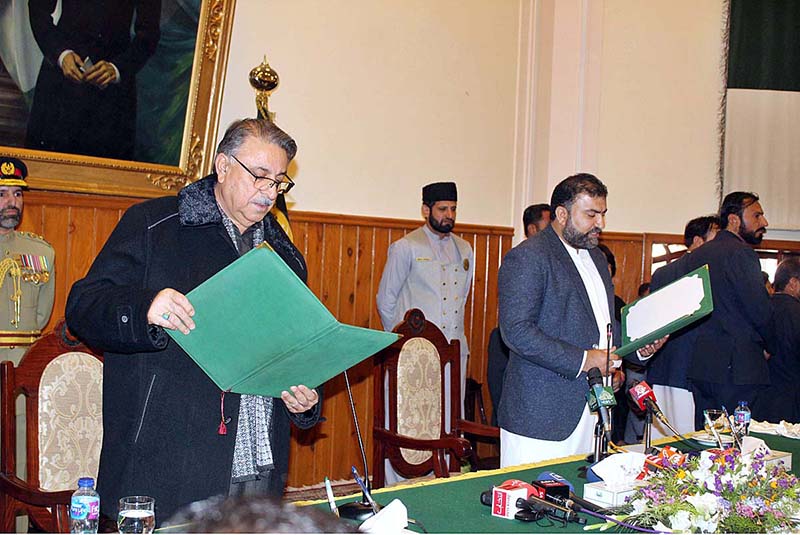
top-left (218, 208), bottom-right (275, 482)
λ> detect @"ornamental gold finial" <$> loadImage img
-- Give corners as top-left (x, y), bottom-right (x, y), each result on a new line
top-left (249, 55), bottom-right (279, 122)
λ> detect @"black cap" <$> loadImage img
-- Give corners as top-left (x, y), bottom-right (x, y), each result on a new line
top-left (0, 157), bottom-right (28, 188)
top-left (422, 182), bottom-right (457, 205)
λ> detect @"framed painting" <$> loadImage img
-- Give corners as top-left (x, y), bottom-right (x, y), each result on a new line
top-left (0, 0), bottom-right (236, 197)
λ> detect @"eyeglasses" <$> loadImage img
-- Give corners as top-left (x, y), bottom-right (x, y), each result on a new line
top-left (229, 154), bottom-right (295, 195)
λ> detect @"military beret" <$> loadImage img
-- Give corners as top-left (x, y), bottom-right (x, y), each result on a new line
top-left (422, 182), bottom-right (457, 205)
top-left (0, 157), bottom-right (29, 188)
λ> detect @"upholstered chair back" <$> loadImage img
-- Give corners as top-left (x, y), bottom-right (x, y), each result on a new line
top-left (38, 351), bottom-right (103, 491)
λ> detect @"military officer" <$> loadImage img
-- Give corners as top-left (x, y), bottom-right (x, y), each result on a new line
top-left (377, 181), bottom-right (474, 400)
top-left (0, 157), bottom-right (55, 363)
top-left (0, 158), bottom-right (55, 524)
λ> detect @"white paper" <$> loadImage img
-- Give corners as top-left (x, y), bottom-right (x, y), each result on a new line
top-left (626, 274), bottom-right (706, 341)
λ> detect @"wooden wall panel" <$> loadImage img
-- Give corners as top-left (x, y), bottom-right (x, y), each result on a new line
top-left (286, 212), bottom-right (514, 486)
top-left (24, 191), bottom-right (712, 488)
top-left (599, 233), bottom-right (646, 304)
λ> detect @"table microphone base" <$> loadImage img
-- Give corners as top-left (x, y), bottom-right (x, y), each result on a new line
top-left (338, 497), bottom-right (378, 522)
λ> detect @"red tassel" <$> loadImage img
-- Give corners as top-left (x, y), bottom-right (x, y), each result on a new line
top-left (218, 390), bottom-right (230, 435)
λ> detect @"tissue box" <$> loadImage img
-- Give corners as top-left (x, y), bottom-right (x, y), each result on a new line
top-left (582, 481), bottom-right (641, 509)
top-left (764, 449), bottom-right (792, 469)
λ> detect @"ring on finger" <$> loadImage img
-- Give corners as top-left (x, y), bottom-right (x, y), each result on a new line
top-left (162, 312), bottom-right (171, 320)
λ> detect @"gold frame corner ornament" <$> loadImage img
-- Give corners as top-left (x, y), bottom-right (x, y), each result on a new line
top-left (12, 0), bottom-right (237, 198)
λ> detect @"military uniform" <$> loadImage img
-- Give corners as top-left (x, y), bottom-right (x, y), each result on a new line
top-left (0, 229), bottom-right (55, 363)
top-left (0, 158), bottom-right (55, 518)
top-left (0, 158), bottom-right (55, 363)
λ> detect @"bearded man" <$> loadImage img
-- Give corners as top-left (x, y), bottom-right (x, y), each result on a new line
top-left (0, 157), bottom-right (55, 363)
top-left (496, 173), bottom-right (662, 466)
top-left (377, 181), bottom-right (474, 402)
top-left (679, 192), bottom-right (774, 429)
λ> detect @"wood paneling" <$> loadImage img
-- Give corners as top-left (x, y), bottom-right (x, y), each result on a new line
top-left (19, 191), bottom-right (515, 487)
top-left (30, 190), bottom-right (758, 487)
top-left (286, 212), bottom-right (513, 486)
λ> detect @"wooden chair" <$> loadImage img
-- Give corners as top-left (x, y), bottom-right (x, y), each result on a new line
top-left (0, 321), bottom-right (103, 533)
top-left (463, 378), bottom-right (500, 470)
top-left (372, 309), bottom-right (499, 488)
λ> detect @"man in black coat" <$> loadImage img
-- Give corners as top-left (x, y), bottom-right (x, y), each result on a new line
top-left (680, 192), bottom-right (773, 429)
top-left (66, 119), bottom-right (322, 525)
top-left (26, 0), bottom-right (161, 159)
top-left (755, 257), bottom-right (800, 423)
top-left (646, 215), bottom-right (719, 435)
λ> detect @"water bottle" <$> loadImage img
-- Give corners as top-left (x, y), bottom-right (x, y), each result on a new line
top-left (734, 400), bottom-right (752, 437)
top-left (70, 477), bottom-right (100, 534)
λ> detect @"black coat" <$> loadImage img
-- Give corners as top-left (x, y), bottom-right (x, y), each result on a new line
top-left (65, 175), bottom-right (321, 525)
top-left (681, 230), bottom-right (773, 385)
top-left (755, 293), bottom-right (800, 423)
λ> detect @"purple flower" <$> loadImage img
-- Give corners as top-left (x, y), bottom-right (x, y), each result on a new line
top-left (735, 501), bottom-right (755, 518)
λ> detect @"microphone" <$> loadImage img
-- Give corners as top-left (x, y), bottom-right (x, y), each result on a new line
top-left (535, 472), bottom-right (608, 514)
top-left (628, 380), bottom-right (682, 437)
top-left (337, 370), bottom-right (380, 521)
top-left (628, 380), bottom-right (665, 421)
top-left (515, 496), bottom-right (586, 525)
top-left (586, 367), bottom-right (615, 438)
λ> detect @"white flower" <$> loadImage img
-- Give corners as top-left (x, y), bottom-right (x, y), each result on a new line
top-left (698, 451), bottom-right (714, 469)
top-left (692, 514), bottom-right (718, 533)
top-left (653, 521), bottom-right (673, 533)
top-left (686, 493), bottom-right (719, 516)
top-left (669, 510), bottom-right (692, 532)
top-left (630, 498), bottom-right (648, 516)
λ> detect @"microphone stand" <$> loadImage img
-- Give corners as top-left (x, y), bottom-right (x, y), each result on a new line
top-left (337, 370), bottom-right (379, 522)
top-left (642, 409), bottom-right (658, 455)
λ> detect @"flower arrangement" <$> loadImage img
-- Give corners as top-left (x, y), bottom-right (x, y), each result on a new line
top-left (590, 446), bottom-right (800, 533)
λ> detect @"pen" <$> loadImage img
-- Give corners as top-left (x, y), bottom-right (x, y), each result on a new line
top-left (324, 476), bottom-right (339, 517)
top-left (351, 466), bottom-right (380, 514)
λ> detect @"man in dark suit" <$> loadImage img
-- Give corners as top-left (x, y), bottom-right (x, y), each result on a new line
top-left (680, 192), bottom-right (773, 429)
top-left (647, 215), bottom-right (719, 436)
top-left (26, 0), bottom-right (161, 160)
top-left (497, 173), bottom-right (662, 466)
top-left (754, 257), bottom-right (800, 423)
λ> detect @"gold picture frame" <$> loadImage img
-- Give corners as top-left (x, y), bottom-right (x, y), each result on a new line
top-left (5, 0), bottom-right (236, 198)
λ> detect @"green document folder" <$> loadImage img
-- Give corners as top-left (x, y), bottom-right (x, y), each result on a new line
top-left (167, 246), bottom-right (399, 397)
top-left (617, 264), bottom-right (713, 357)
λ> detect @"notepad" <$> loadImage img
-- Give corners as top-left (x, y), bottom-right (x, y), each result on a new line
top-left (167, 245), bottom-right (399, 397)
top-left (616, 264), bottom-right (713, 357)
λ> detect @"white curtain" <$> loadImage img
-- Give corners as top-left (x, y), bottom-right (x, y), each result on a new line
top-left (724, 88), bottom-right (800, 230)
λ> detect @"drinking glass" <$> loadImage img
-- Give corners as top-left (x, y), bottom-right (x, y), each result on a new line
top-left (703, 408), bottom-right (729, 435)
top-left (117, 496), bottom-right (155, 534)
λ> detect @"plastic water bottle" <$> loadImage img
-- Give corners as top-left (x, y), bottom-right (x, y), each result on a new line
top-left (70, 477), bottom-right (100, 534)
top-left (734, 400), bottom-right (752, 437)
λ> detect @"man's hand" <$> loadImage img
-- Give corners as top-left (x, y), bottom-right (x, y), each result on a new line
top-left (611, 369), bottom-right (626, 392)
top-left (281, 385), bottom-right (319, 413)
top-left (146, 288), bottom-right (196, 334)
top-left (638, 335), bottom-right (669, 358)
top-left (84, 60), bottom-right (118, 88)
top-left (60, 52), bottom-right (85, 83)
top-left (583, 348), bottom-right (621, 375)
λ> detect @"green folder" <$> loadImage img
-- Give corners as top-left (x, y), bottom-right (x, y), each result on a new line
top-left (617, 264), bottom-right (713, 357)
top-left (167, 245), bottom-right (399, 397)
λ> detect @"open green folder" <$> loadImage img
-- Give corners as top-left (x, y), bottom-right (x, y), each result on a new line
top-left (167, 245), bottom-right (399, 397)
top-left (616, 264), bottom-right (713, 357)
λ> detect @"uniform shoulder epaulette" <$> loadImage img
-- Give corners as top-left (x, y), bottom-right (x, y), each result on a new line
top-left (22, 231), bottom-right (48, 243)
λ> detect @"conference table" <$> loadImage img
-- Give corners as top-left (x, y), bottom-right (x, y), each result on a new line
top-left (306, 433), bottom-right (800, 533)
